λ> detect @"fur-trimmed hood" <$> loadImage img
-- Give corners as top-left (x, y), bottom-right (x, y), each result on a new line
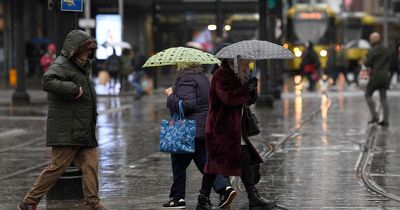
top-left (60, 30), bottom-right (97, 59)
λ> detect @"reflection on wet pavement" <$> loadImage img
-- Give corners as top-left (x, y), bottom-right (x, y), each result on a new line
top-left (1, 77), bottom-right (400, 209)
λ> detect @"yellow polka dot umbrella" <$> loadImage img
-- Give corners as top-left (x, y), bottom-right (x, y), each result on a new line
top-left (142, 47), bottom-right (221, 68)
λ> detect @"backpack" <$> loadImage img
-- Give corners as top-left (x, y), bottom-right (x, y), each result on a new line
top-left (106, 54), bottom-right (122, 73)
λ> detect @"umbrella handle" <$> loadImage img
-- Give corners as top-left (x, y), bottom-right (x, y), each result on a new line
top-left (249, 62), bottom-right (257, 78)
top-left (233, 55), bottom-right (239, 73)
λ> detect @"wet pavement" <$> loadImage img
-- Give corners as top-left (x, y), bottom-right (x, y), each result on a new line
top-left (1, 77), bottom-right (400, 209)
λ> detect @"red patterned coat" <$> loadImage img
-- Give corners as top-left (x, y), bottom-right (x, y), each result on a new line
top-left (204, 61), bottom-right (263, 176)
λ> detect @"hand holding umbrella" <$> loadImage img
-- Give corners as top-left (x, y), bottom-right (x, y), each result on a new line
top-left (245, 77), bottom-right (258, 91)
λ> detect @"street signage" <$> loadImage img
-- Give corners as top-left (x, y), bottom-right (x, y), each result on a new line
top-left (61, 0), bottom-right (83, 12)
top-left (79, 18), bottom-right (95, 28)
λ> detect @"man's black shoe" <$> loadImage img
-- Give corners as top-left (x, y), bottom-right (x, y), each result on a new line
top-left (17, 202), bottom-right (37, 210)
top-left (163, 198), bottom-right (186, 209)
top-left (218, 186), bottom-right (237, 208)
top-left (368, 119), bottom-right (378, 124)
top-left (134, 94), bottom-right (143, 100)
top-left (378, 121), bottom-right (389, 127)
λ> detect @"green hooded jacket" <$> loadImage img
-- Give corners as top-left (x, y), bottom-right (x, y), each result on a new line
top-left (42, 30), bottom-right (98, 147)
top-left (364, 41), bottom-right (390, 88)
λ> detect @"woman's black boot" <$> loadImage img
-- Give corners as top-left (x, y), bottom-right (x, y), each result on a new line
top-left (247, 186), bottom-right (277, 210)
top-left (196, 193), bottom-right (216, 210)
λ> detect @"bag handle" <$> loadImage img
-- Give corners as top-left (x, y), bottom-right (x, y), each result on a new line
top-left (244, 105), bottom-right (252, 119)
top-left (169, 100), bottom-right (185, 125)
top-left (178, 100), bottom-right (185, 120)
top-left (169, 113), bottom-right (179, 125)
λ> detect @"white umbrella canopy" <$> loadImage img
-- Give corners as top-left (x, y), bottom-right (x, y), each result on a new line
top-left (215, 40), bottom-right (294, 60)
top-left (345, 39), bottom-right (371, 49)
top-left (108, 41), bottom-right (132, 49)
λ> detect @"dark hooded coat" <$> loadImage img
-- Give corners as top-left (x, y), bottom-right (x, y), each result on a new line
top-left (364, 41), bottom-right (391, 89)
top-left (42, 30), bottom-right (98, 147)
top-left (166, 69), bottom-right (210, 139)
top-left (204, 61), bottom-right (263, 176)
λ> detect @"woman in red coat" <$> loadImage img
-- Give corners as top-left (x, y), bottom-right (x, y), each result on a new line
top-left (196, 58), bottom-right (276, 210)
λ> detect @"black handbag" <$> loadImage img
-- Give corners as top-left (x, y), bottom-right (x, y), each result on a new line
top-left (244, 106), bottom-right (260, 137)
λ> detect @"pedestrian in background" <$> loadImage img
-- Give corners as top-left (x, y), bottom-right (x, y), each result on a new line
top-left (300, 41), bottom-right (321, 91)
top-left (131, 44), bottom-right (146, 100)
top-left (364, 32), bottom-right (390, 127)
top-left (120, 48), bottom-right (133, 93)
top-left (26, 42), bottom-right (37, 78)
top-left (16, 30), bottom-right (107, 210)
top-left (105, 48), bottom-right (122, 91)
top-left (389, 43), bottom-right (400, 87)
top-left (196, 58), bottom-right (276, 210)
top-left (335, 44), bottom-right (349, 85)
top-left (326, 43), bottom-right (339, 87)
top-left (327, 44), bottom-right (348, 88)
top-left (163, 62), bottom-right (235, 209)
top-left (39, 43), bottom-right (56, 73)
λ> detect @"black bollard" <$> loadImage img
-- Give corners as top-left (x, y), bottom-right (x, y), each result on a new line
top-left (47, 166), bottom-right (83, 200)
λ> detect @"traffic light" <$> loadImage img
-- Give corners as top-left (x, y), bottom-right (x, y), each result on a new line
top-left (268, 0), bottom-right (276, 9)
top-left (268, 0), bottom-right (282, 15)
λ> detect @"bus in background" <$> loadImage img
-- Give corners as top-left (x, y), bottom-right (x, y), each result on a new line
top-left (224, 14), bottom-right (259, 43)
top-left (339, 11), bottom-right (400, 83)
top-left (340, 12), bottom-right (375, 79)
top-left (284, 4), bottom-right (336, 72)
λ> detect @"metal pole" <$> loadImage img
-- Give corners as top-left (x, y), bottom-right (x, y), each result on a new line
top-left (119, 0), bottom-right (123, 40)
top-left (84, 0), bottom-right (91, 36)
top-left (383, 0), bottom-right (389, 47)
top-left (54, 1), bottom-right (78, 56)
top-left (3, 0), bottom-right (11, 87)
top-left (152, 0), bottom-right (159, 89)
top-left (11, 0), bottom-right (30, 105)
top-left (257, 0), bottom-right (274, 108)
top-left (259, 0), bottom-right (267, 41)
top-left (288, 0), bottom-right (293, 7)
top-left (271, 0), bottom-right (283, 100)
top-left (216, 0), bottom-right (223, 38)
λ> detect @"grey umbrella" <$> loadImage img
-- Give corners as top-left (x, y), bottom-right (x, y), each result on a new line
top-left (215, 40), bottom-right (294, 60)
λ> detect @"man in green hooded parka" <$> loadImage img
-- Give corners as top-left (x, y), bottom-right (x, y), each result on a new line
top-left (17, 30), bottom-right (107, 210)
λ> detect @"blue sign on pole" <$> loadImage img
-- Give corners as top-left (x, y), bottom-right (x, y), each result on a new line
top-left (61, 0), bottom-right (83, 12)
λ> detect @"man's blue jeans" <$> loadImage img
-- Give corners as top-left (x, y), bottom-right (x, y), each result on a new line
top-left (131, 71), bottom-right (144, 95)
top-left (169, 138), bottom-right (230, 199)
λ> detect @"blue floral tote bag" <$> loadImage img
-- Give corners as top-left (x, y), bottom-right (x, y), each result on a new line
top-left (159, 100), bottom-right (196, 153)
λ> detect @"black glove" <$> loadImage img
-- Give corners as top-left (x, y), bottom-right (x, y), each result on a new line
top-left (249, 89), bottom-right (258, 104)
top-left (245, 77), bottom-right (258, 91)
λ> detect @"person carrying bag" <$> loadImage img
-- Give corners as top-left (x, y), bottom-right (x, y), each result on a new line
top-left (161, 64), bottom-right (234, 209)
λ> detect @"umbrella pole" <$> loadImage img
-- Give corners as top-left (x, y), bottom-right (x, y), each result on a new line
top-left (257, 60), bottom-right (274, 108)
top-left (257, 0), bottom-right (274, 108)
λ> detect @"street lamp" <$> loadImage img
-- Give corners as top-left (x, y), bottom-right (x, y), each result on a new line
top-left (11, 0), bottom-right (30, 105)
